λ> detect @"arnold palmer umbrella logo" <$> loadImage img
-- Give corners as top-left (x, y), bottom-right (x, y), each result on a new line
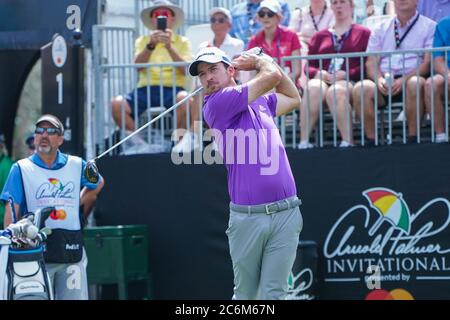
top-left (363, 188), bottom-right (411, 236)
top-left (49, 178), bottom-right (64, 191)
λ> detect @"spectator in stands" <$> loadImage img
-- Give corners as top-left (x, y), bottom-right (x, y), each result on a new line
top-left (299, 0), bottom-right (371, 149)
top-left (289, 0), bottom-right (335, 54)
top-left (418, 0), bottom-right (450, 22)
top-left (0, 134), bottom-right (13, 229)
top-left (197, 7), bottom-right (245, 150)
top-left (247, 0), bottom-right (302, 89)
top-left (425, 15), bottom-right (450, 143)
top-left (354, 1), bottom-right (395, 24)
top-left (199, 7), bottom-right (244, 60)
top-left (230, 0), bottom-right (291, 47)
top-left (197, 7), bottom-right (245, 126)
top-left (111, 0), bottom-right (199, 152)
top-left (25, 134), bottom-right (35, 156)
top-left (352, 0), bottom-right (436, 145)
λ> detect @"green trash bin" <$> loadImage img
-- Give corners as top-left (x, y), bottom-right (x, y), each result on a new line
top-left (83, 225), bottom-right (151, 300)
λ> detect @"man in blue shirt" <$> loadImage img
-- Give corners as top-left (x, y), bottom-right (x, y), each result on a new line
top-left (425, 16), bottom-right (450, 143)
top-left (1, 114), bottom-right (104, 299)
top-left (230, 0), bottom-right (290, 47)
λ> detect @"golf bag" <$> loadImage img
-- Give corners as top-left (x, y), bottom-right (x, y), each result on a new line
top-left (5, 245), bottom-right (53, 300)
top-left (0, 205), bottom-right (54, 300)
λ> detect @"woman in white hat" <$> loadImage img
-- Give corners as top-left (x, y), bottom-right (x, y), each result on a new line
top-left (247, 0), bottom-right (302, 89)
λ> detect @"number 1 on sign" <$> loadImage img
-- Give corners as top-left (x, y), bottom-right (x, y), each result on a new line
top-left (56, 73), bottom-right (63, 104)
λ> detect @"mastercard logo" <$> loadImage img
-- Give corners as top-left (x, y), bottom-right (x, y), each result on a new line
top-left (365, 289), bottom-right (414, 300)
top-left (50, 209), bottom-right (67, 220)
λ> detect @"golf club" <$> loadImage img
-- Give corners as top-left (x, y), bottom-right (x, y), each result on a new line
top-left (84, 86), bottom-right (204, 183)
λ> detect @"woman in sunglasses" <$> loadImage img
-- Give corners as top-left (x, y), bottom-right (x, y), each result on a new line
top-left (299, 0), bottom-right (371, 149)
top-left (247, 0), bottom-right (302, 90)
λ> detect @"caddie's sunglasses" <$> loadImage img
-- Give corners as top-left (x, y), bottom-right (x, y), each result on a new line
top-left (151, 9), bottom-right (173, 18)
top-left (210, 17), bottom-right (227, 24)
top-left (258, 10), bottom-right (276, 18)
top-left (35, 127), bottom-right (61, 135)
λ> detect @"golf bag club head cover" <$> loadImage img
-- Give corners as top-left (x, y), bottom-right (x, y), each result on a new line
top-left (6, 218), bottom-right (37, 239)
top-left (35, 207), bottom-right (56, 230)
top-left (84, 160), bottom-right (99, 184)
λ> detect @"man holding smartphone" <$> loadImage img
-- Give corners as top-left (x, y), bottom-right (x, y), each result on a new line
top-left (111, 0), bottom-right (200, 153)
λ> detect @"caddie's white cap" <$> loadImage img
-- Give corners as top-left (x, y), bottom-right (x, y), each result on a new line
top-left (35, 114), bottom-right (64, 135)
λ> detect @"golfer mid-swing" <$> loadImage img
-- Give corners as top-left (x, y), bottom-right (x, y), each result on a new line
top-left (189, 47), bottom-right (303, 300)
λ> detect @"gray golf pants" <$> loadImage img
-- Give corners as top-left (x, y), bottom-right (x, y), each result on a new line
top-left (46, 248), bottom-right (89, 300)
top-left (226, 201), bottom-right (303, 300)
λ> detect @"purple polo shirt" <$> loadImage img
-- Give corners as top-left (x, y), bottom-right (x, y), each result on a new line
top-left (203, 84), bottom-right (297, 206)
top-left (366, 12), bottom-right (436, 76)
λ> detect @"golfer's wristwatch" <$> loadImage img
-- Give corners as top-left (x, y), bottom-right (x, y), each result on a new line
top-left (249, 47), bottom-right (263, 56)
top-left (146, 42), bottom-right (156, 51)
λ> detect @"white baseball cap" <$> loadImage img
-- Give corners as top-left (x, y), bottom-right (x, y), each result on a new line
top-left (189, 47), bottom-right (232, 76)
top-left (259, 0), bottom-right (282, 14)
top-left (209, 7), bottom-right (232, 22)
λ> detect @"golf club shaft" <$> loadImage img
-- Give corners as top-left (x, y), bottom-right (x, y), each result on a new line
top-left (95, 86), bottom-right (204, 161)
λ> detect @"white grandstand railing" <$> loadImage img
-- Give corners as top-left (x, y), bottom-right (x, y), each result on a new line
top-left (91, 27), bottom-right (450, 155)
top-left (282, 47), bottom-right (450, 149)
top-left (92, 25), bottom-right (137, 155)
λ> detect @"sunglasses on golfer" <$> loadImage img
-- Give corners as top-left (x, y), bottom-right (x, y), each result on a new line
top-left (258, 10), bottom-right (276, 18)
top-left (35, 127), bottom-right (61, 135)
top-left (210, 17), bottom-right (227, 24)
top-left (151, 9), bottom-right (173, 18)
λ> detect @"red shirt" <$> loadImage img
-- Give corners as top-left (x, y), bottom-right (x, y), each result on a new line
top-left (247, 26), bottom-right (301, 71)
top-left (307, 24), bottom-right (371, 81)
